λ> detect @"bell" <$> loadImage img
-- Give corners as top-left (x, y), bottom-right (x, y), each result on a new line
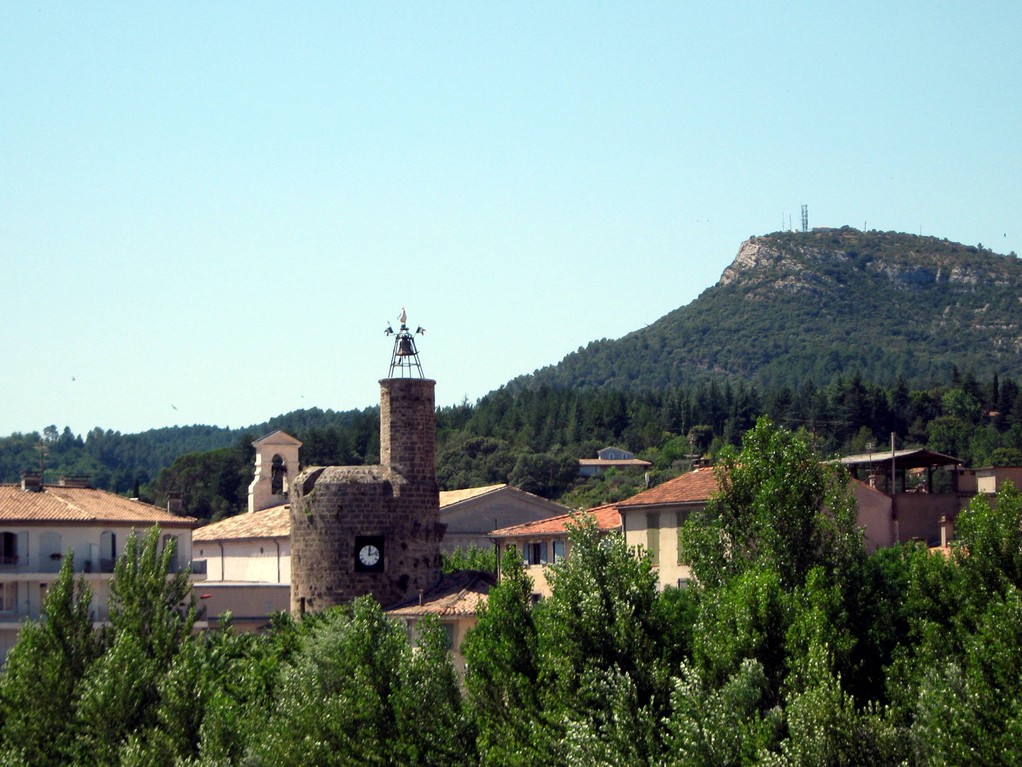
top-left (396, 337), bottom-right (416, 357)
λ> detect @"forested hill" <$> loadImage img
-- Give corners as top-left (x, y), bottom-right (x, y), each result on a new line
top-left (510, 228), bottom-right (1022, 393)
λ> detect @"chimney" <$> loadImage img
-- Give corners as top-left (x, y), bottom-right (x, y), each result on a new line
top-left (58, 475), bottom-right (91, 489)
top-left (167, 491), bottom-right (184, 515)
top-left (20, 471), bottom-right (43, 492)
top-left (940, 515), bottom-right (955, 549)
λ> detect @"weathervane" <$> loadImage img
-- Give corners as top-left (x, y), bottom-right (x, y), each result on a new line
top-left (384, 307), bottom-right (426, 378)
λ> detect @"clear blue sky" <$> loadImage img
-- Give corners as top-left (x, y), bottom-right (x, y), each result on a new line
top-left (2, 2), bottom-right (1019, 437)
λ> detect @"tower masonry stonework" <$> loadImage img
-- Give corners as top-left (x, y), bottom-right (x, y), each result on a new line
top-left (289, 377), bottom-right (445, 612)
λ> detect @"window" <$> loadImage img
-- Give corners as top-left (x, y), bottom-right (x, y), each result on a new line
top-left (646, 513), bottom-right (660, 565)
top-left (100, 531), bottom-right (117, 572)
top-left (527, 541), bottom-right (547, 566)
top-left (0, 582), bottom-right (17, 613)
top-left (552, 539), bottom-right (566, 563)
top-left (0, 532), bottom-right (17, 565)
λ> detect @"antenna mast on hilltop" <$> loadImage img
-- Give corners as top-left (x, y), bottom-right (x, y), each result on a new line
top-left (801, 204), bottom-right (808, 232)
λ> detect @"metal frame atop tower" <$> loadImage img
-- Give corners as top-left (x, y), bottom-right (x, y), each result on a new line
top-left (384, 308), bottom-right (426, 378)
top-left (801, 204), bottom-right (808, 232)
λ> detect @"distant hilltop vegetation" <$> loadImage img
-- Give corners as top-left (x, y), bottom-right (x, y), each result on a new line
top-left (512, 227), bottom-right (1022, 392)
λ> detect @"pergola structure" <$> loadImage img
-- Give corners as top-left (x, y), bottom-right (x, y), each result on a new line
top-left (840, 448), bottom-right (964, 495)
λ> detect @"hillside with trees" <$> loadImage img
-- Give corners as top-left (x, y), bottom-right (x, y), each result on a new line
top-left (4, 367), bottom-right (1022, 523)
top-left (511, 228), bottom-right (1022, 393)
top-left (4, 229), bottom-right (1022, 520)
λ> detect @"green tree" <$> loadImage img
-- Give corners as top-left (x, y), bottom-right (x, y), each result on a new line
top-left (72, 527), bottom-right (196, 765)
top-left (912, 588), bottom-right (1022, 766)
top-left (663, 659), bottom-right (781, 767)
top-left (463, 553), bottom-right (550, 766)
top-left (251, 597), bottom-right (471, 767)
top-left (0, 553), bottom-right (99, 766)
top-left (393, 617), bottom-right (474, 767)
top-left (953, 480), bottom-right (1022, 595)
top-left (680, 417), bottom-right (862, 590)
top-left (540, 516), bottom-right (672, 764)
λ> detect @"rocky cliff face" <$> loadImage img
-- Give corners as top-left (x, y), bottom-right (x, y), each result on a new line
top-left (720, 228), bottom-right (1021, 295)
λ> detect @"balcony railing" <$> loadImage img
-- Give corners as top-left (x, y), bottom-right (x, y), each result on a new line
top-left (0, 555), bottom-right (208, 577)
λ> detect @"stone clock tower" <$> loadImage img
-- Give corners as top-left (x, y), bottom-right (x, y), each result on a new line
top-left (289, 312), bottom-right (445, 613)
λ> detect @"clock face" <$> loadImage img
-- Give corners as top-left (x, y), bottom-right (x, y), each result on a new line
top-left (358, 544), bottom-right (380, 567)
top-left (355, 536), bottom-right (385, 572)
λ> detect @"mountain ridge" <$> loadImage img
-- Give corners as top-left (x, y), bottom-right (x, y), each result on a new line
top-left (510, 227), bottom-right (1022, 393)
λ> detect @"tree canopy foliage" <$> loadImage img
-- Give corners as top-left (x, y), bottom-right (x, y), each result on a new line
top-left (2, 421), bottom-right (1022, 763)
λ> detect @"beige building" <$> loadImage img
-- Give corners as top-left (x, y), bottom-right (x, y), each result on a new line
top-left (0, 473), bottom-right (204, 659)
top-left (616, 460), bottom-right (950, 591)
top-left (439, 484), bottom-right (569, 553)
top-left (490, 505), bottom-right (621, 597)
top-left (193, 505), bottom-right (290, 583)
top-left (616, 467), bottom-right (719, 588)
top-left (191, 432), bottom-right (297, 629)
top-left (956, 465), bottom-right (1022, 496)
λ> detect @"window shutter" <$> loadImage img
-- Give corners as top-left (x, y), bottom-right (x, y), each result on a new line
top-left (16, 532), bottom-right (28, 567)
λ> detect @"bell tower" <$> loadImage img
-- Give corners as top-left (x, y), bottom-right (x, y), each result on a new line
top-left (289, 309), bottom-right (444, 613)
top-left (385, 307), bottom-right (426, 378)
top-left (248, 431), bottom-right (302, 514)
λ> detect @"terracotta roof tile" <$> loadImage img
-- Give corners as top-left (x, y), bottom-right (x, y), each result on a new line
top-left (491, 504), bottom-right (621, 537)
top-left (386, 569), bottom-right (496, 617)
top-left (0, 485), bottom-right (196, 526)
top-left (616, 467), bottom-right (719, 507)
top-left (193, 504), bottom-right (290, 542)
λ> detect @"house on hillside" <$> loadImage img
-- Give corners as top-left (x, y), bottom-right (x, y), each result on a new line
top-left (579, 447), bottom-right (652, 477)
top-left (490, 505), bottom-right (621, 597)
top-left (0, 473), bottom-right (205, 659)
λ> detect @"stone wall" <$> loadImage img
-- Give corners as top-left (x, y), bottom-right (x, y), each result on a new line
top-left (289, 378), bottom-right (444, 612)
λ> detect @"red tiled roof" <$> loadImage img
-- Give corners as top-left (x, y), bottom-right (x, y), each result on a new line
top-left (0, 485), bottom-right (196, 526)
top-left (491, 504), bottom-right (621, 538)
top-left (616, 467), bottom-right (719, 508)
top-left (193, 504), bottom-right (290, 541)
top-left (386, 569), bottom-right (496, 617)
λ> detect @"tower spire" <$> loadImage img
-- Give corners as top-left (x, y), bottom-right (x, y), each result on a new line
top-left (384, 307), bottom-right (426, 378)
